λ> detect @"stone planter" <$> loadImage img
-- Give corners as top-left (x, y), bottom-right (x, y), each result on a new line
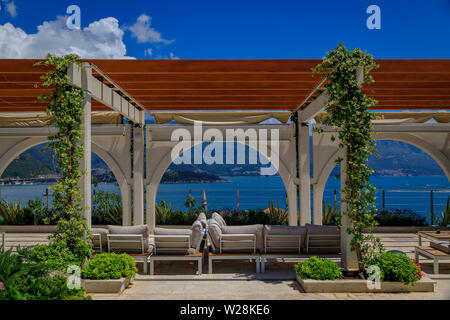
top-left (82, 277), bottom-right (132, 294)
top-left (296, 274), bottom-right (436, 293)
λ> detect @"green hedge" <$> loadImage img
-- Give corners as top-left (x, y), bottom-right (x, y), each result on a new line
top-left (367, 252), bottom-right (422, 285)
top-left (82, 253), bottom-right (137, 280)
top-left (295, 256), bottom-right (343, 280)
top-left (0, 247), bottom-right (89, 300)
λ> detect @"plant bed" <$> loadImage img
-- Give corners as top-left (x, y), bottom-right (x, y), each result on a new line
top-left (81, 252), bottom-right (138, 294)
top-left (82, 277), bottom-right (132, 294)
top-left (296, 274), bottom-right (436, 293)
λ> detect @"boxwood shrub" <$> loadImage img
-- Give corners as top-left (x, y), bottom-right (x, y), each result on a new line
top-left (295, 256), bottom-right (343, 280)
top-left (0, 247), bottom-right (89, 300)
top-left (367, 252), bottom-right (423, 285)
top-left (82, 253), bottom-right (137, 280)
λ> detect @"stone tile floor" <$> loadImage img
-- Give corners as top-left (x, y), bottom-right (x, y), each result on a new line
top-left (3, 232), bottom-right (450, 300)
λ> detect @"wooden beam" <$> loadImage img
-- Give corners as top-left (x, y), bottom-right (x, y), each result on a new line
top-left (68, 63), bottom-right (144, 124)
top-left (300, 92), bottom-right (329, 122)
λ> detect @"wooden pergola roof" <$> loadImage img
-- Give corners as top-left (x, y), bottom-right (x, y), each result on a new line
top-left (0, 59), bottom-right (449, 112)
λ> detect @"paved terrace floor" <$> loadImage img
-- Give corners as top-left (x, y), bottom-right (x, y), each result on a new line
top-left (3, 232), bottom-right (450, 300)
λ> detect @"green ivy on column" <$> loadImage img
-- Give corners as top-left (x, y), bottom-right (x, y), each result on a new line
top-left (36, 54), bottom-right (92, 263)
top-left (313, 44), bottom-right (384, 270)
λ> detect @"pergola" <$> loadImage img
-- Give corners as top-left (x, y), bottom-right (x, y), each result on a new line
top-left (0, 59), bottom-right (449, 270)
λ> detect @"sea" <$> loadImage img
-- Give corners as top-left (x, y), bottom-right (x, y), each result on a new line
top-left (0, 175), bottom-right (449, 221)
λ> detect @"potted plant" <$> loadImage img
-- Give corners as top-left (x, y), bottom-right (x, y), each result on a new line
top-left (81, 253), bottom-right (137, 293)
top-left (295, 254), bottom-right (435, 293)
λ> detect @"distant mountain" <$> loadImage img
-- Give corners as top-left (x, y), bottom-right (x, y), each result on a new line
top-left (0, 140), bottom-right (445, 181)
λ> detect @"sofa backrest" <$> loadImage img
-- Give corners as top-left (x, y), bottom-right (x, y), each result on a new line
top-left (305, 224), bottom-right (340, 254)
top-left (221, 224), bottom-right (264, 252)
top-left (107, 224), bottom-right (149, 253)
top-left (263, 225), bottom-right (306, 253)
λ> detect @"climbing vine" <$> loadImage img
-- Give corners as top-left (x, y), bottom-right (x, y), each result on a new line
top-left (313, 44), bottom-right (383, 270)
top-left (36, 53), bottom-right (92, 263)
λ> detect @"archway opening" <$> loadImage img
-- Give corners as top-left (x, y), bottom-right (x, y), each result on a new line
top-left (322, 140), bottom-right (450, 225)
top-left (0, 143), bottom-right (122, 225)
top-left (154, 141), bottom-right (287, 225)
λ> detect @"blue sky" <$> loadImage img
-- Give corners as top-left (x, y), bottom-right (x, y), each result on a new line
top-left (0, 0), bottom-right (449, 59)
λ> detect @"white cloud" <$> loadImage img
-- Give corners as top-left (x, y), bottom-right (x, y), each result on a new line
top-left (0, 16), bottom-right (134, 59)
top-left (154, 52), bottom-right (180, 60)
top-left (6, 1), bottom-right (17, 18)
top-left (169, 52), bottom-right (179, 60)
top-left (144, 48), bottom-right (153, 56)
top-left (127, 14), bottom-right (173, 44)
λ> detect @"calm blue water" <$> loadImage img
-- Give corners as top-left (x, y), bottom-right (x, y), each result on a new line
top-left (1, 176), bottom-right (449, 220)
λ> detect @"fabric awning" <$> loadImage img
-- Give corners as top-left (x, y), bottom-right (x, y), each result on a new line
top-left (0, 112), bottom-right (123, 127)
top-left (152, 111), bottom-right (292, 125)
top-left (315, 112), bottom-right (450, 124)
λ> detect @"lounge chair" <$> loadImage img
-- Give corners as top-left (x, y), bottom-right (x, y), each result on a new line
top-left (260, 225), bottom-right (305, 273)
top-left (149, 214), bottom-right (205, 275)
top-left (207, 212), bottom-right (262, 273)
top-left (106, 224), bottom-right (152, 274)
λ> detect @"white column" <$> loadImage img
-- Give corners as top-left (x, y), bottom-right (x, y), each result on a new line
top-left (298, 114), bottom-right (311, 225)
top-left (133, 126), bottom-right (145, 225)
top-left (312, 182), bottom-right (324, 225)
top-left (339, 67), bottom-right (364, 271)
top-left (287, 131), bottom-right (298, 225)
top-left (340, 148), bottom-right (359, 271)
top-left (80, 63), bottom-right (92, 229)
top-left (119, 181), bottom-right (132, 226)
top-left (146, 186), bottom-right (157, 233)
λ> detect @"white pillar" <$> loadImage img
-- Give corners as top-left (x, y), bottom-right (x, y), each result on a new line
top-left (298, 114), bottom-right (311, 225)
top-left (312, 182), bottom-right (324, 225)
top-left (287, 131), bottom-right (298, 225)
top-left (133, 126), bottom-right (145, 225)
top-left (340, 148), bottom-right (359, 271)
top-left (340, 67), bottom-right (364, 271)
top-left (146, 186), bottom-right (157, 233)
top-left (119, 181), bottom-right (132, 226)
top-left (80, 63), bottom-right (92, 229)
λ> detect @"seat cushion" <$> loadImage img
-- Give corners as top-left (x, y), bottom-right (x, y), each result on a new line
top-left (207, 219), bottom-right (222, 250)
top-left (264, 225), bottom-right (306, 249)
top-left (211, 212), bottom-right (226, 228)
top-left (91, 227), bottom-right (109, 248)
top-left (191, 220), bottom-right (203, 250)
top-left (430, 241), bottom-right (450, 254)
top-left (222, 224), bottom-right (264, 252)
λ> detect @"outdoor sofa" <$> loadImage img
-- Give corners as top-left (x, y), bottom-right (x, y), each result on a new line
top-left (149, 212), bottom-right (207, 275)
top-left (207, 212), bottom-right (262, 273)
top-left (206, 212), bottom-right (341, 273)
top-left (90, 224), bottom-right (153, 274)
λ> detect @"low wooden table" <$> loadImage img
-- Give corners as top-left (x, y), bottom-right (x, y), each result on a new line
top-left (208, 252), bottom-right (260, 274)
top-left (415, 246), bottom-right (450, 274)
top-left (149, 252), bottom-right (203, 275)
top-left (418, 231), bottom-right (450, 246)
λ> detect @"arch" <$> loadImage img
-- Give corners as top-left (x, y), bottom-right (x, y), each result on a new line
top-left (312, 133), bottom-right (450, 224)
top-left (146, 139), bottom-right (298, 229)
top-left (0, 137), bottom-right (130, 224)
